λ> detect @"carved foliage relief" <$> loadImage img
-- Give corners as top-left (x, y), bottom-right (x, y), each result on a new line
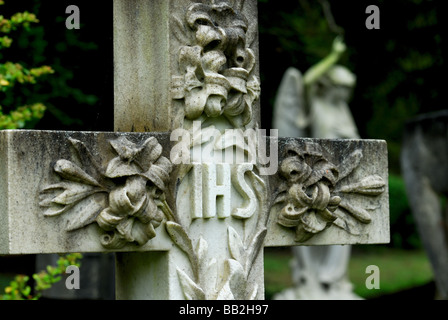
top-left (172, 0), bottom-right (260, 127)
top-left (274, 141), bottom-right (386, 242)
top-left (40, 136), bottom-right (173, 249)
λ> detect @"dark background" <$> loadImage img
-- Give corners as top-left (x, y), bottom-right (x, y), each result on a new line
top-left (1, 0), bottom-right (447, 173)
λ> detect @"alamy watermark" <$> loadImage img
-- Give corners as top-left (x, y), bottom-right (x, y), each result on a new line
top-left (366, 5), bottom-right (380, 30)
top-left (65, 265), bottom-right (80, 290)
top-left (170, 121), bottom-right (279, 176)
top-left (66, 5), bottom-right (80, 30)
top-left (365, 265), bottom-right (380, 290)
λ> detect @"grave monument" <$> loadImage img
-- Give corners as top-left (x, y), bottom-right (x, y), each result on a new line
top-left (0, 0), bottom-right (389, 300)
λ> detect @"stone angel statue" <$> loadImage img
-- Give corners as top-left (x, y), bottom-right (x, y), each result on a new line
top-left (272, 37), bottom-right (362, 300)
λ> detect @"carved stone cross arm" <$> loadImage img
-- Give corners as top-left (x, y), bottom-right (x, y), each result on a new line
top-left (0, 130), bottom-right (388, 253)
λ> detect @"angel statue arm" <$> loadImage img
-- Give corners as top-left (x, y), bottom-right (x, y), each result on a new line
top-left (303, 36), bottom-right (346, 87)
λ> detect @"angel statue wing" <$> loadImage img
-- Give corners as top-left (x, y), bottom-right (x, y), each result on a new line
top-left (272, 67), bottom-right (308, 138)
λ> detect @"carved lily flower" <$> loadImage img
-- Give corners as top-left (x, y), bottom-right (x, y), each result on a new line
top-left (172, 2), bottom-right (260, 127)
top-left (97, 177), bottom-right (164, 248)
top-left (277, 145), bottom-right (341, 242)
top-left (275, 142), bottom-right (386, 241)
top-left (98, 137), bottom-right (173, 248)
top-left (40, 136), bottom-right (173, 249)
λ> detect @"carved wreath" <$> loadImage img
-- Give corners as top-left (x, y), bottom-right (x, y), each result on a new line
top-left (39, 136), bottom-right (173, 249)
top-left (275, 141), bottom-right (385, 242)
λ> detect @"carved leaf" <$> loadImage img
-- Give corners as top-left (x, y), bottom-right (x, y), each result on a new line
top-left (65, 196), bottom-right (105, 232)
top-left (228, 227), bottom-right (246, 266)
top-left (246, 228), bottom-right (267, 274)
top-left (337, 149), bottom-right (363, 181)
top-left (247, 170), bottom-right (267, 201)
top-left (204, 258), bottom-right (218, 299)
top-left (166, 221), bottom-right (199, 278)
top-left (41, 182), bottom-right (94, 206)
top-left (224, 259), bottom-right (247, 300)
top-left (68, 138), bottom-right (104, 179)
top-left (338, 199), bottom-right (372, 224)
top-left (41, 203), bottom-right (72, 217)
top-left (40, 182), bottom-right (105, 218)
top-left (332, 214), bottom-right (361, 236)
top-left (247, 283), bottom-right (258, 300)
top-left (54, 160), bottom-right (101, 187)
top-left (177, 268), bottom-right (206, 300)
top-left (196, 237), bottom-right (208, 271)
top-left (166, 221), bottom-right (194, 256)
top-left (338, 175), bottom-right (386, 196)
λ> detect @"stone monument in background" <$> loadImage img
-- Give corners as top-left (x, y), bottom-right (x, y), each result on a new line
top-left (401, 110), bottom-right (448, 300)
top-left (273, 37), bottom-right (362, 300)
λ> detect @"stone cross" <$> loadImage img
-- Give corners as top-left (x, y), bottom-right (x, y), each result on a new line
top-left (0, 0), bottom-right (389, 300)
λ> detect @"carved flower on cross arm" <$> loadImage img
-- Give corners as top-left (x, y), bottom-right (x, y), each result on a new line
top-left (40, 136), bottom-right (173, 249)
top-left (172, 1), bottom-right (260, 128)
top-left (274, 142), bottom-right (385, 242)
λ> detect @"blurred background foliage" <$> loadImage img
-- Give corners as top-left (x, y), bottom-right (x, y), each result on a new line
top-left (0, 0), bottom-right (112, 132)
top-left (1, 0), bottom-right (446, 250)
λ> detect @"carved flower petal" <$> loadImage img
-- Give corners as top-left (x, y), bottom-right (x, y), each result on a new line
top-left (300, 210), bottom-right (328, 234)
top-left (172, 75), bottom-right (186, 99)
top-left (108, 177), bottom-right (147, 216)
top-left (338, 175), bottom-right (385, 196)
top-left (131, 220), bottom-right (157, 246)
top-left (185, 88), bottom-right (208, 120)
top-left (223, 92), bottom-right (245, 116)
top-left (311, 183), bottom-right (331, 211)
top-left (280, 203), bottom-right (307, 221)
top-left (288, 184), bottom-right (313, 207)
top-left (179, 46), bottom-right (202, 71)
top-left (139, 137), bottom-right (162, 164)
top-left (116, 218), bottom-right (135, 243)
top-left (105, 157), bottom-right (141, 178)
top-left (97, 208), bottom-right (124, 231)
top-left (246, 75), bottom-right (261, 100)
top-left (280, 157), bottom-right (312, 184)
top-left (110, 136), bottom-right (139, 160)
top-left (304, 160), bottom-right (338, 187)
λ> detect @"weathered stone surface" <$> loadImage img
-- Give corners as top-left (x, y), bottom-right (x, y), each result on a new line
top-left (401, 110), bottom-right (448, 299)
top-left (265, 137), bottom-right (389, 246)
top-left (0, 130), bottom-right (173, 254)
top-left (0, 130), bottom-right (389, 255)
top-left (114, 0), bottom-right (261, 133)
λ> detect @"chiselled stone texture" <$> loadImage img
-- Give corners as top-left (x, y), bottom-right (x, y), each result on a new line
top-left (114, 0), bottom-right (261, 133)
top-left (0, 130), bottom-right (173, 254)
top-left (265, 137), bottom-right (390, 246)
top-left (0, 130), bottom-right (389, 255)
